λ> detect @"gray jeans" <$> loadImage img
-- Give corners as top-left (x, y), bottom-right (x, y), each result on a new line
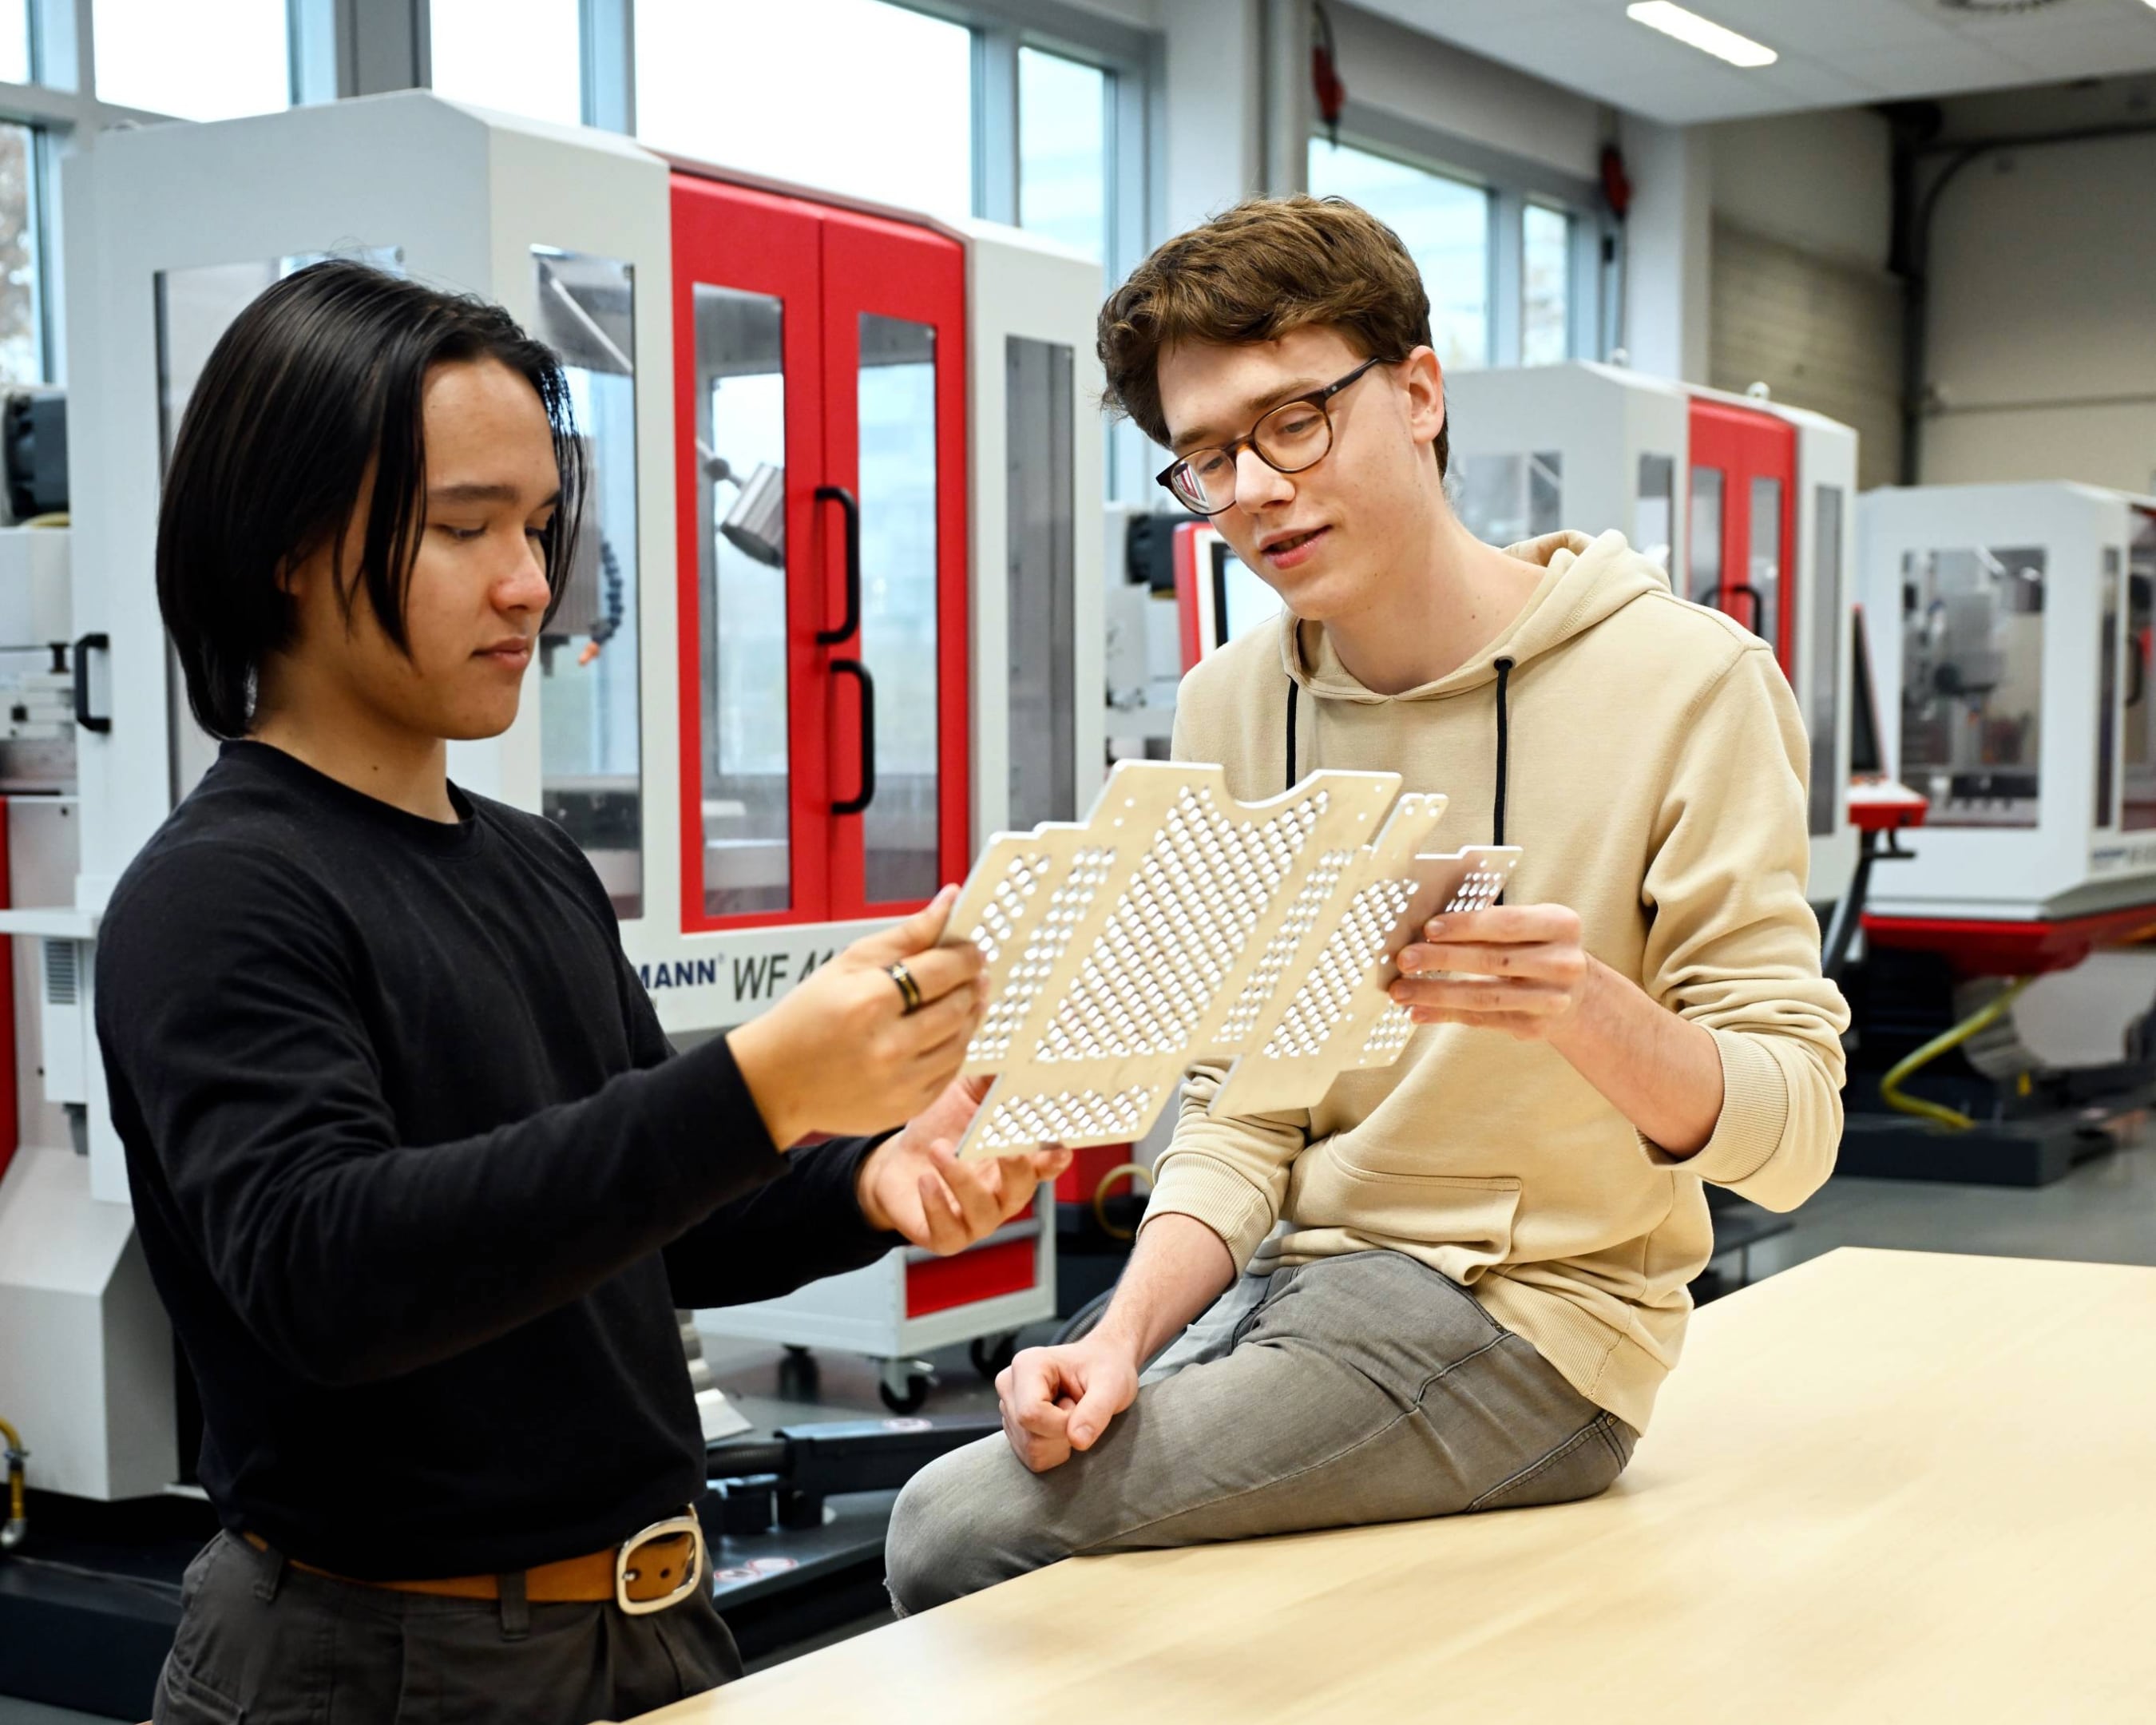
top-left (153, 1529), bottom-right (740, 1724)
top-left (886, 1249), bottom-right (1636, 1616)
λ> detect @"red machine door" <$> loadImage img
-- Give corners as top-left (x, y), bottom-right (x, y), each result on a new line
top-left (672, 174), bottom-right (832, 930)
top-left (819, 208), bottom-right (969, 920)
top-left (1687, 399), bottom-right (1797, 677)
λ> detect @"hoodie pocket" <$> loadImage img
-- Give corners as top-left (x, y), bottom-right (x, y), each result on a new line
top-left (1286, 1141), bottom-right (1523, 1283)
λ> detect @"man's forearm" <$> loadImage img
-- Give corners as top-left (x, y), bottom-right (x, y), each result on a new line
top-left (1094, 1211), bottom-right (1238, 1363)
top-left (1548, 957), bottom-right (1725, 1156)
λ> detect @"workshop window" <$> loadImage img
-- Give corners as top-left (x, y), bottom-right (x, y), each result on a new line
top-left (0, 0), bottom-right (25, 84)
top-left (636, 0), bottom-right (973, 223)
top-left (1018, 46), bottom-right (1108, 263)
top-left (1521, 202), bottom-right (1571, 367)
top-left (1308, 139), bottom-right (1490, 373)
top-left (1308, 125), bottom-right (1603, 370)
top-left (91, 0), bottom-right (291, 120)
top-left (430, 0), bottom-right (583, 128)
top-left (0, 121), bottom-right (38, 385)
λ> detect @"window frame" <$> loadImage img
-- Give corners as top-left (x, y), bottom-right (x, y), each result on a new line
top-left (1313, 99), bottom-right (1614, 370)
top-left (0, 0), bottom-right (1159, 395)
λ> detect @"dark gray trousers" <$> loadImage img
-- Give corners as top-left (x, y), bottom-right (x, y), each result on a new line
top-left (886, 1249), bottom-right (1637, 1616)
top-left (153, 1529), bottom-right (739, 1724)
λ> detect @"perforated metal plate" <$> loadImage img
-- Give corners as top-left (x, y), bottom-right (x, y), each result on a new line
top-left (941, 760), bottom-right (1523, 1156)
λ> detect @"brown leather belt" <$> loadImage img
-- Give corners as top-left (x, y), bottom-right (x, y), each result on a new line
top-left (243, 1513), bottom-right (705, 1613)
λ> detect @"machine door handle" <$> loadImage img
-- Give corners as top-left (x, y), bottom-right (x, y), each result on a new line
top-left (1729, 582), bottom-right (1766, 635)
top-left (814, 485), bottom-right (862, 646)
top-left (72, 632), bottom-right (111, 734)
top-left (831, 657), bottom-right (876, 815)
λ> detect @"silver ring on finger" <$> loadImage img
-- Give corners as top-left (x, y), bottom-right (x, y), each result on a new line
top-left (886, 961), bottom-right (925, 1016)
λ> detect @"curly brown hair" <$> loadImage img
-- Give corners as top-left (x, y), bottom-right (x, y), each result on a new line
top-left (1098, 194), bottom-right (1445, 476)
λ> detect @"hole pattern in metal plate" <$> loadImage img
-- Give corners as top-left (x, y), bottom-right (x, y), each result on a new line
top-left (1219, 849), bottom-right (1355, 1048)
top-left (1446, 867), bottom-right (1508, 914)
top-left (973, 1084), bottom-right (1161, 1153)
top-left (969, 848), bottom-right (1113, 1065)
top-left (1036, 789), bottom-right (1323, 1064)
top-left (1263, 876), bottom-right (1420, 1061)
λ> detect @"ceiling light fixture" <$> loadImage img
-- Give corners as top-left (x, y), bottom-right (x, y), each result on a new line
top-left (1626, 2), bottom-right (1779, 68)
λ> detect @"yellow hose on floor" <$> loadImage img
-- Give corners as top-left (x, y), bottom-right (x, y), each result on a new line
top-left (1092, 1163), bottom-right (1155, 1243)
top-left (1880, 978), bottom-right (2033, 1132)
top-left (0, 1416), bottom-right (25, 1550)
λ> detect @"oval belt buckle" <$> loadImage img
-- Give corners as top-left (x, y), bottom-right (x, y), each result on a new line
top-left (616, 1511), bottom-right (707, 1616)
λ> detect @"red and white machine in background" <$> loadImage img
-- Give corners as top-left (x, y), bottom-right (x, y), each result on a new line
top-left (1844, 483), bottom-right (2156, 1179)
top-left (0, 90), bottom-right (1108, 1493)
top-left (1442, 361), bottom-right (1862, 910)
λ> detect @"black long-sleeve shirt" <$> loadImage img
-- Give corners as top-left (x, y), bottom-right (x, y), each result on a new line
top-left (95, 741), bottom-right (896, 1578)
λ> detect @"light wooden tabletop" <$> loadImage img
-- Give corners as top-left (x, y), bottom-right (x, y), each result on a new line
top-left (627, 1247), bottom-right (2156, 1724)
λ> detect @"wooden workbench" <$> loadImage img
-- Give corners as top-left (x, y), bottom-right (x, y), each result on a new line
top-left (628, 1247), bottom-right (2156, 1723)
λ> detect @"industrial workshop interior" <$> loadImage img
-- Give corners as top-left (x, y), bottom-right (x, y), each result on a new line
top-left (3, 0), bottom-right (2156, 1719)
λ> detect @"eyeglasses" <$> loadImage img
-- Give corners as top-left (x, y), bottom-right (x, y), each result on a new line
top-left (1155, 355), bottom-right (1389, 517)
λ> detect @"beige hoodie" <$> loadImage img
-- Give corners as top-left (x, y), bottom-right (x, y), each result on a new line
top-left (1151, 529), bottom-right (1849, 1434)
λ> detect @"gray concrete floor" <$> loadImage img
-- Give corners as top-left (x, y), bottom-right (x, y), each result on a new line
top-left (13, 1139), bottom-right (2155, 1723)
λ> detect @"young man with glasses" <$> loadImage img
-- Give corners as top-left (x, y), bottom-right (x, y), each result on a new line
top-left (886, 195), bottom-right (1847, 1609)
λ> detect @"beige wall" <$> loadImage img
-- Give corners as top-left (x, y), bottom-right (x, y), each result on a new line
top-left (1701, 108), bottom-right (1899, 486)
top-left (1920, 127), bottom-right (2156, 494)
top-left (1706, 109), bottom-right (1892, 270)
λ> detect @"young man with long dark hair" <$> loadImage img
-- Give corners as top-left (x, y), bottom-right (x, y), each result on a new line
top-left (886, 196), bottom-right (1848, 1609)
top-left (97, 260), bottom-right (1065, 1724)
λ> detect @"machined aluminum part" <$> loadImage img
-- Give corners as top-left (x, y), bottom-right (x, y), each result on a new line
top-left (941, 760), bottom-right (1522, 1155)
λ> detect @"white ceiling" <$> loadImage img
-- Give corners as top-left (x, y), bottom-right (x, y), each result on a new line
top-left (1355, 0), bottom-right (2156, 124)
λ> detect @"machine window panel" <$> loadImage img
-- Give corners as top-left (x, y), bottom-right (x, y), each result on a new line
top-left (154, 250), bottom-right (406, 806)
top-left (1808, 486), bottom-right (1844, 839)
top-left (2122, 513), bottom-right (2156, 831)
top-left (531, 248), bottom-right (643, 920)
top-left (430, 0), bottom-right (583, 128)
top-left (636, 0), bottom-right (972, 224)
top-left (0, 1), bottom-right (25, 87)
top-left (1308, 139), bottom-right (1490, 371)
top-left (1521, 203), bottom-right (1571, 367)
top-left (698, 284), bottom-right (793, 918)
top-left (1005, 336), bottom-right (1076, 830)
top-left (1018, 47), bottom-right (1108, 264)
top-left (1450, 452), bottom-right (1561, 549)
top-left (1635, 453), bottom-right (1674, 573)
top-left (2098, 546), bottom-right (2121, 829)
top-left (93, 0), bottom-right (291, 121)
top-left (858, 311), bottom-right (941, 906)
top-left (1688, 466), bottom-right (1724, 608)
top-left (1899, 545), bottom-right (2046, 830)
top-left (1747, 475), bottom-right (1782, 656)
top-left (0, 122), bottom-right (38, 386)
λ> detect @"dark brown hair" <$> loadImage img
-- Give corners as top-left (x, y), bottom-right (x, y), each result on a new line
top-left (158, 260), bottom-right (585, 739)
top-left (1098, 194), bottom-right (1445, 476)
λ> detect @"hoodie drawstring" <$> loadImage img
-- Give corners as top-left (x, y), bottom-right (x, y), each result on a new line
top-left (1285, 677), bottom-right (1300, 794)
top-left (1283, 654), bottom-right (1515, 880)
top-left (1492, 656), bottom-right (1515, 906)
top-left (1492, 657), bottom-right (1515, 847)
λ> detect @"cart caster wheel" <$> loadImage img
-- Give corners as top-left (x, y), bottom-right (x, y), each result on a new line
top-left (878, 1375), bottom-right (930, 1414)
top-left (878, 1358), bottom-right (934, 1415)
top-left (969, 1332), bottom-right (1020, 1380)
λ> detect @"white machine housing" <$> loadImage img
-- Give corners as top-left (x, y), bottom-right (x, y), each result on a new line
top-left (1443, 361), bottom-right (1861, 907)
top-left (1858, 481), bottom-right (2156, 922)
